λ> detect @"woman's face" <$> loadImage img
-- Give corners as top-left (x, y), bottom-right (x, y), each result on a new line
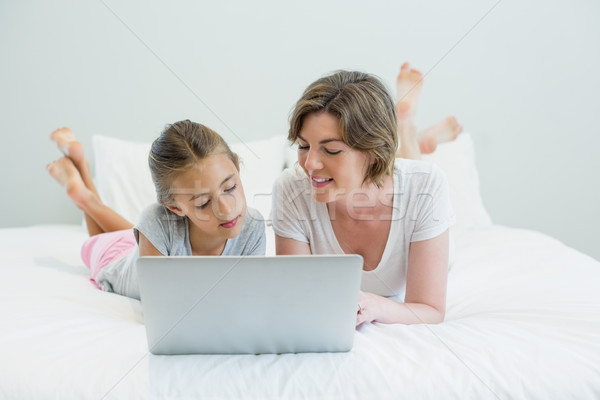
top-left (296, 111), bottom-right (372, 203)
top-left (166, 153), bottom-right (246, 240)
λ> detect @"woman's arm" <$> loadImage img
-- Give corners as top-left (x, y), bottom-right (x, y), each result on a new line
top-left (275, 235), bottom-right (312, 255)
top-left (138, 232), bottom-right (164, 256)
top-left (357, 229), bottom-right (449, 325)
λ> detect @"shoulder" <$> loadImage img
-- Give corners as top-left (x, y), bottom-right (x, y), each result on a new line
top-left (135, 203), bottom-right (184, 254)
top-left (274, 165), bottom-right (309, 191)
top-left (273, 165), bottom-right (312, 205)
top-left (244, 207), bottom-right (266, 234)
top-left (394, 158), bottom-right (448, 188)
top-left (137, 203), bottom-right (183, 230)
top-left (394, 157), bottom-right (438, 175)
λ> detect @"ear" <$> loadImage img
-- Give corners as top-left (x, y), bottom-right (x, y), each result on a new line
top-left (363, 154), bottom-right (376, 170)
top-left (163, 203), bottom-right (186, 217)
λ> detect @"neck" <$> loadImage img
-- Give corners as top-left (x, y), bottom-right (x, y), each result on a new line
top-left (328, 175), bottom-right (394, 221)
top-left (188, 220), bottom-right (227, 256)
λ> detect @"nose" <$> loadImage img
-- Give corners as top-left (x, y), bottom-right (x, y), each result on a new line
top-left (214, 193), bottom-right (236, 219)
top-left (302, 148), bottom-right (323, 171)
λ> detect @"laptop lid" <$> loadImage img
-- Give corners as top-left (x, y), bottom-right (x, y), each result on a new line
top-left (137, 255), bottom-right (363, 355)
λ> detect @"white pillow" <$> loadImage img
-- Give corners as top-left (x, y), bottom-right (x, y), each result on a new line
top-left (92, 135), bottom-right (155, 226)
top-left (421, 133), bottom-right (492, 232)
top-left (92, 134), bottom-right (288, 226)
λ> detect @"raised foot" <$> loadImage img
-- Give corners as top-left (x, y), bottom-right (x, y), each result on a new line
top-left (46, 157), bottom-right (89, 207)
top-left (418, 116), bottom-right (463, 154)
top-left (50, 127), bottom-right (85, 167)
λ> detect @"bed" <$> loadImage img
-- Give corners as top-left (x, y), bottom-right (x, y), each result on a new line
top-left (1, 134), bottom-right (599, 399)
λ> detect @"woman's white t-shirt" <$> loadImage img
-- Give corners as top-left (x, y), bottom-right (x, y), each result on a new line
top-left (271, 158), bottom-right (455, 300)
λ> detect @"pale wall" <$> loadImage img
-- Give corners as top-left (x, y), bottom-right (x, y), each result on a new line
top-left (1, 0), bottom-right (598, 260)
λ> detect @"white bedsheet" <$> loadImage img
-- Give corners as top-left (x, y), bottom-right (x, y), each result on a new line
top-left (0, 224), bottom-right (599, 399)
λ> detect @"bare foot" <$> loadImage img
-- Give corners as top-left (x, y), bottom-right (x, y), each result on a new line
top-left (49, 126), bottom-right (98, 194)
top-left (50, 127), bottom-right (86, 168)
top-left (395, 62), bottom-right (424, 120)
top-left (417, 116), bottom-right (463, 154)
top-left (46, 157), bottom-right (91, 207)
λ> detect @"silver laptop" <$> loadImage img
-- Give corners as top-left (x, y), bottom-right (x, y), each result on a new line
top-left (137, 255), bottom-right (363, 355)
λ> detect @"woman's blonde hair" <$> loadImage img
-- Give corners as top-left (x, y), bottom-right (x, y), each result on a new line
top-left (289, 70), bottom-right (398, 187)
top-left (149, 120), bottom-right (239, 205)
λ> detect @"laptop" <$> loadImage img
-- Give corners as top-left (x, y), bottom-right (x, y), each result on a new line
top-left (136, 255), bottom-right (363, 355)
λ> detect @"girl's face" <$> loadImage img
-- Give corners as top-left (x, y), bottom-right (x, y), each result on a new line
top-left (165, 153), bottom-right (246, 240)
top-left (296, 111), bottom-right (372, 203)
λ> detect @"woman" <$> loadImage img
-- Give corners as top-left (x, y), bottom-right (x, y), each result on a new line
top-left (272, 63), bottom-right (457, 326)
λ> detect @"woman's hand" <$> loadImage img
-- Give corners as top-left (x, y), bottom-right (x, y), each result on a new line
top-left (356, 290), bottom-right (388, 326)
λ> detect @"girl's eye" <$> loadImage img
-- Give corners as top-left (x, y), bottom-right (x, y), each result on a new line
top-left (224, 184), bottom-right (237, 193)
top-left (325, 149), bottom-right (342, 155)
top-left (297, 142), bottom-right (309, 150)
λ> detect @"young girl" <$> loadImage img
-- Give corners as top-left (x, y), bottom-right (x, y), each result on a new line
top-left (272, 63), bottom-right (456, 326)
top-left (47, 120), bottom-right (265, 300)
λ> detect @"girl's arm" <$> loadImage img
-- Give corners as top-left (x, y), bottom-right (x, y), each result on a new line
top-left (138, 232), bottom-right (164, 256)
top-left (275, 235), bottom-right (311, 255)
top-left (357, 229), bottom-right (449, 325)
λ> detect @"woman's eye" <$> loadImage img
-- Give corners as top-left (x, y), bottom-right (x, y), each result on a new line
top-left (224, 184), bottom-right (237, 193)
top-left (196, 202), bottom-right (210, 210)
top-left (325, 149), bottom-right (342, 155)
top-left (297, 143), bottom-right (309, 150)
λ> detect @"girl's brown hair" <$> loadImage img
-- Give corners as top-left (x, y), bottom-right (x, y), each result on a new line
top-left (289, 70), bottom-right (398, 187)
top-left (149, 120), bottom-right (239, 205)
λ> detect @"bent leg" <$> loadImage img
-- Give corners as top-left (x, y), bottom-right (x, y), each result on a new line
top-left (47, 156), bottom-right (133, 236)
top-left (49, 128), bottom-right (132, 235)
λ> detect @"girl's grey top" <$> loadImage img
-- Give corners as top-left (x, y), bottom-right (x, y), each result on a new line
top-left (96, 204), bottom-right (266, 300)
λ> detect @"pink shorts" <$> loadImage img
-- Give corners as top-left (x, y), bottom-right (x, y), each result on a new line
top-left (81, 229), bottom-right (137, 290)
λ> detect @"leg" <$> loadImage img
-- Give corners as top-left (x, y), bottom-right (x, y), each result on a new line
top-left (394, 62), bottom-right (423, 160)
top-left (416, 116), bottom-right (463, 154)
top-left (47, 156), bottom-right (133, 236)
top-left (50, 127), bottom-right (104, 234)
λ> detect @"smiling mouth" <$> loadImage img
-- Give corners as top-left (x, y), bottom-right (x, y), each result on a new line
top-left (311, 176), bottom-right (333, 187)
top-left (220, 216), bottom-right (239, 229)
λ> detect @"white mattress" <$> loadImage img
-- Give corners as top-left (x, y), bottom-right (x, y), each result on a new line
top-left (0, 224), bottom-right (599, 399)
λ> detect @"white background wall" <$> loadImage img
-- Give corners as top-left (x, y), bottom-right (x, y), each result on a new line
top-left (1, 0), bottom-right (599, 260)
